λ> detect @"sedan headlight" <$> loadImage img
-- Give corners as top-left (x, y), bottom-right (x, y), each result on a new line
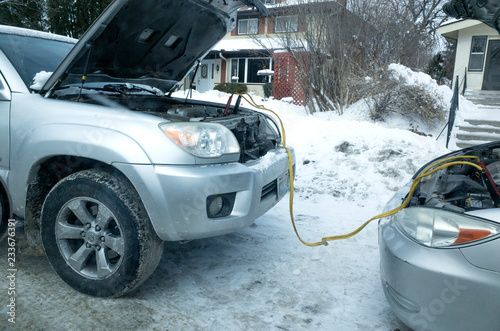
top-left (161, 122), bottom-right (240, 158)
top-left (395, 207), bottom-right (500, 247)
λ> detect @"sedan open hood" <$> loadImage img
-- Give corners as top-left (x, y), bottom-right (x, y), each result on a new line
top-left (41, 0), bottom-right (268, 95)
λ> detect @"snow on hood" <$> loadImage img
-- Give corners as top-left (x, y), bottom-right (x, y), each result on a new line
top-left (30, 71), bottom-right (53, 91)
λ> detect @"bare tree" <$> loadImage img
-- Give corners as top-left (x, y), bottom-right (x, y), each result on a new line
top-left (259, 0), bottom-right (447, 114)
top-left (349, 0), bottom-right (448, 67)
top-left (259, 0), bottom-right (381, 113)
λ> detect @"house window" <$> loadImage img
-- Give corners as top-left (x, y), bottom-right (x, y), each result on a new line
top-left (238, 18), bottom-right (258, 35)
top-left (231, 59), bottom-right (246, 83)
top-left (262, 0), bottom-right (276, 4)
top-left (230, 58), bottom-right (273, 84)
top-left (247, 59), bottom-right (271, 83)
top-left (469, 36), bottom-right (487, 71)
top-left (200, 64), bottom-right (208, 79)
top-left (275, 15), bottom-right (298, 33)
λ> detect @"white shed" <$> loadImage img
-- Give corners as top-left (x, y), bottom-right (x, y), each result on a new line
top-left (438, 19), bottom-right (500, 91)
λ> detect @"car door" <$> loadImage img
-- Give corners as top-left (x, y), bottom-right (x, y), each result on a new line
top-left (0, 71), bottom-right (10, 241)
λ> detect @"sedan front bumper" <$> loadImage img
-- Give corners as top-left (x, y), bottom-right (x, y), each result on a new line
top-left (114, 148), bottom-right (294, 241)
top-left (379, 217), bottom-right (500, 331)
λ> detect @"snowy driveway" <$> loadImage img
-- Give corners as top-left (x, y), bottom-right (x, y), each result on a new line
top-left (1, 199), bottom-right (411, 330)
top-left (1, 85), bottom-right (456, 330)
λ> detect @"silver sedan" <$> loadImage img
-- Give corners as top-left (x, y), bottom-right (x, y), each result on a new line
top-left (379, 141), bottom-right (500, 331)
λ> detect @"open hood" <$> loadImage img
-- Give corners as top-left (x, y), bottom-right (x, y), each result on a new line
top-left (41, 0), bottom-right (268, 95)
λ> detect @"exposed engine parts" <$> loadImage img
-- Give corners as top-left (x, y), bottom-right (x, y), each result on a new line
top-left (232, 118), bottom-right (275, 162)
top-left (163, 105), bottom-right (278, 163)
top-left (410, 146), bottom-right (500, 213)
top-left (51, 90), bottom-right (279, 163)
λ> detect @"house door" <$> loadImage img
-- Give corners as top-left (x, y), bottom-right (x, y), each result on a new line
top-left (482, 40), bottom-right (500, 91)
top-left (196, 60), bottom-right (215, 93)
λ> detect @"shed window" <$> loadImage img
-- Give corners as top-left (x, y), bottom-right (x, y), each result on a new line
top-left (469, 36), bottom-right (487, 71)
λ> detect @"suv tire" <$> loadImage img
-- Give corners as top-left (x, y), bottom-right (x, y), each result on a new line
top-left (41, 169), bottom-right (163, 297)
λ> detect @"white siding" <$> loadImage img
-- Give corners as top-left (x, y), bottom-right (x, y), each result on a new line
top-left (453, 24), bottom-right (499, 91)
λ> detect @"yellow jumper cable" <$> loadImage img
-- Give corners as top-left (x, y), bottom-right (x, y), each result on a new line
top-left (237, 93), bottom-right (484, 247)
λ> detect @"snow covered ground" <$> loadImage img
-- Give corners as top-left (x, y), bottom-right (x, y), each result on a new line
top-left (1, 67), bottom-right (480, 330)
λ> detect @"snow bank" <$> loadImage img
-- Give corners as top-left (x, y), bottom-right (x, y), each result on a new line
top-left (388, 63), bottom-right (453, 120)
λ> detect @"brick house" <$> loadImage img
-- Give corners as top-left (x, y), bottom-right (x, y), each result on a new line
top-left (192, 0), bottom-right (309, 104)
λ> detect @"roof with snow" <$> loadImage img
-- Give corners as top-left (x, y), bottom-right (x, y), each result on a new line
top-left (239, 0), bottom-right (344, 14)
top-left (0, 25), bottom-right (76, 43)
top-left (212, 38), bottom-right (272, 52)
top-left (438, 19), bottom-right (497, 39)
top-left (211, 37), bottom-right (307, 52)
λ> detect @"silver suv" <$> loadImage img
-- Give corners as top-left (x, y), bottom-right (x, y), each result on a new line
top-left (0, 0), bottom-right (294, 297)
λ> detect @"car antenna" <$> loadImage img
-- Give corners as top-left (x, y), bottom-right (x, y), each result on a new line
top-left (185, 60), bottom-right (201, 104)
top-left (77, 44), bottom-right (94, 102)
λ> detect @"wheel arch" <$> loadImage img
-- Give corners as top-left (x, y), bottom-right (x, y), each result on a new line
top-left (0, 175), bottom-right (12, 217)
top-left (0, 176), bottom-right (11, 241)
top-left (24, 155), bottom-right (141, 253)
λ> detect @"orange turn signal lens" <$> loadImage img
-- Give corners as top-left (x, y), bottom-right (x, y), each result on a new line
top-left (453, 229), bottom-right (492, 245)
top-left (164, 130), bottom-right (180, 144)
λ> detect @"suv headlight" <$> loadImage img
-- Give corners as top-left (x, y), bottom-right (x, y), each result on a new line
top-left (161, 122), bottom-right (240, 158)
top-left (395, 207), bottom-right (500, 247)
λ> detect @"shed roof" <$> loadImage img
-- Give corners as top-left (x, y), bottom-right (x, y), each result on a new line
top-left (438, 19), bottom-right (488, 40)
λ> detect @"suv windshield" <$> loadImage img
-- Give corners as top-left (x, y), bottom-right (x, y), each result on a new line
top-left (0, 34), bottom-right (74, 89)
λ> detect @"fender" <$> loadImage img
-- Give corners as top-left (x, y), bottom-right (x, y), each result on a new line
top-left (9, 123), bottom-right (152, 217)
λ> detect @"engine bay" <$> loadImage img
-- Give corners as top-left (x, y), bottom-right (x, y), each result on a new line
top-left (50, 87), bottom-right (280, 163)
top-left (410, 144), bottom-right (500, 213)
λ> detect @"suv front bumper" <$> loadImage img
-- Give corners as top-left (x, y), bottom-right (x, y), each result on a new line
top-left (114, 148), bottom-right (295, 241)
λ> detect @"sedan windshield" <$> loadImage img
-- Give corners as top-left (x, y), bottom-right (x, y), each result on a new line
top-left (0, 34), bottom-right (74, 89)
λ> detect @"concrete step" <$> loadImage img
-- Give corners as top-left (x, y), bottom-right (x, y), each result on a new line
top-left (476, 105), bottom-right (500, 111)
top-left (456, 141), bottom-right (476, 149)
top-left (458, 126), bottom-right (500, 134)
top-left (454, 124), bottom-right (500, 149)
top-left (465, 94), bottom-right (500, 101)
top-left (456, 132), bottom-right (500, 142)
top-left (464, 90), bottom-right (500, 108)
top-left (463, 119), bottom-right (500, 128)
top-left (454, 90), bottom-right (500, 148)
top-left (454, 138), bottom-right (500, 149)
top-left (464, 90), bottom-right (500, 97)
top-left (474, 102), bottom-right (500, 108)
